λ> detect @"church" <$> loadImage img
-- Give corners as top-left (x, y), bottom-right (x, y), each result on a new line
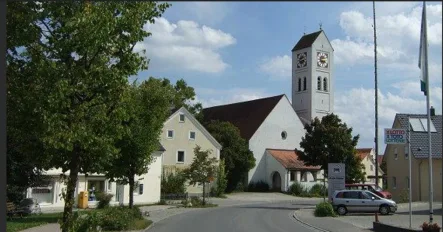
top-left (202, 29), bottom-right (334, 192)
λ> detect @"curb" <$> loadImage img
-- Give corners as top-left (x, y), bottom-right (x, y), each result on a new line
top-left (292, 209), bottom-right (331, 232)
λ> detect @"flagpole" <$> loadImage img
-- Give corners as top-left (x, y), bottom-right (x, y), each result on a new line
top-left (421, 1), bottom-right (434, 224)
top-left (408, 116), bottom-right (412, 228)
top-left (372, 0), bottom-right (379, 189)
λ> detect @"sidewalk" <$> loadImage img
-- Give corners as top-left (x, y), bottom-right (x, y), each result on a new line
top-left (293, 208), bottom-right (373, 232)
top-left (335, 202), bottom-right (442, 230)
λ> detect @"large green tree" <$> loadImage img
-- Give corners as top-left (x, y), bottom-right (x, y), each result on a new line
top-left (204, 121), bottom-right (256, 192)
top-left (106, 79), bottom-right (173, 208)
top-left (295, 114), bottom-right (366, 184)
top-left (6, 1), bottom-right (52, 204)
top-left (184, 146), bottom-right (218, 205)
top-left (6, 2), bottom-right (170, 231)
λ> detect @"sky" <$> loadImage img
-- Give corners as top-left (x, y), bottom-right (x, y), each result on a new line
top-left (133, 1), bottom-right (442, 155)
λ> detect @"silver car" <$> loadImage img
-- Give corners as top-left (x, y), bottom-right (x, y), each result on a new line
top-left (331, 189), bottom-right (397, 215)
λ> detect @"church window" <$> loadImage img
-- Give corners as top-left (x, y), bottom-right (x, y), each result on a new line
top-left (281, 131), bottom-right (287, 140)
top-left (323, 77), bottom-right (328, 92)
top-left (317, 77), bottom-right (321, 90)
top-left (298, 78), bottom-right (301, 92)
top-left (303, 77), bottom-right (307, 91)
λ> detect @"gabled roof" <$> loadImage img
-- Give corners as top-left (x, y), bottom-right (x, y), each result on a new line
top-left (165, 107), bottom-right (222, 150)
top-left (291, 31), bottom-right (322, 52)
top-left (266, 149), bottom-right (321, 170)
top-left (202, 95), bottom-right (285, 140)
top-left (392, 114), bottom-right (442, 159)
top-left (356, 148), bottom-right (372, 160)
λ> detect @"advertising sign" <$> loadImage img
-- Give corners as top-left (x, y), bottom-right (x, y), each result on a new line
top-left (384, 128), bottom-right (407, 144)
top-left (328, 163), bottom-right (345, 201)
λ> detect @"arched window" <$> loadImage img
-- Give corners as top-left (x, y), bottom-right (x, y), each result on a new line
top-left (323, 77), bottom-right (328, 92)
top-left (303, 77), bottom-right (307, 91)
top-left (317, 77), bottom-right (321, 91)
top-left (298, 78), bottom-right (301, 92)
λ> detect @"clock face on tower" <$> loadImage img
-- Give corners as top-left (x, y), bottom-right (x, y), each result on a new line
top-left (317, 52), bottom-right (329, 68)
top-left (297, 52), bottom-right (307, 69)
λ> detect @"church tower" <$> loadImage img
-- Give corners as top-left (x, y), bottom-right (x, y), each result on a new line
top-left (291, 29), bottom-right (334, 123)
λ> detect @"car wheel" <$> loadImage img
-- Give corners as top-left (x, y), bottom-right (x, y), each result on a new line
top-left (379, 205), bottom-right (390, 215)
top-left (337, 205), bottom-right (347, 216)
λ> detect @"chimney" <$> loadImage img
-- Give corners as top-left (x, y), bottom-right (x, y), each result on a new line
top-left (430, 106), bottom-right (435, 116)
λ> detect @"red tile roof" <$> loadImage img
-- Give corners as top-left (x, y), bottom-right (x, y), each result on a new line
top-left (267, 149), bottom-right (321, 170)
top-left (356, 148), bottom-right (372, 160)
top-left (377, 155), bottom-right (384, 164)
top-left (202, 95), bottom-right (285, 140)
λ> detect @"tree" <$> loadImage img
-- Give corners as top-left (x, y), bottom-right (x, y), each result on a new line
top-left (156, 78), bottom-right (203, 116)
top-left (106, 79), bottom-right (173, 208)
top-left (7, 2), bottom-right (170, 231)
top-left (184, 146), bottom-right (218, 205)
top-left (295, 114), bottom-right (366, 187)
top-left (204, 121), bottom-right (255, 192)
top-left (6, 1), bottom-right (52, 204)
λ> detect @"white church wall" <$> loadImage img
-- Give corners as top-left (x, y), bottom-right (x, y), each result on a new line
top-left (248, 96), bottom-right (306, 184)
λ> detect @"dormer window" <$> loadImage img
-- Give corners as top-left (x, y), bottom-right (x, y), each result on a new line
top-left (179, 114), bottom-right (185, 122)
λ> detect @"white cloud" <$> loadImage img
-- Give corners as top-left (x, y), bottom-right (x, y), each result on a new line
top-left (259, 55), bottom-right (292, 80)
top-left (332, 4), bottom-right (442, 68)
top-left (183, 2), bottom-right (233, 26)
top-left (195, 88), bottom-right (270, 108)
top-left (135, 17), bottom-right (236, 73)
top-left (335, 87), bottom-right (442, 154)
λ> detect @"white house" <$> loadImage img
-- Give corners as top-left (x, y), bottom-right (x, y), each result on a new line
top-left (26, 146), bottom-right (165, 209)
top-left (201, 29), bottom-right (334, 192)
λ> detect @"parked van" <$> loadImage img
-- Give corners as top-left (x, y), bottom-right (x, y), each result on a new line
top-left (345, 183), bottom-right (392, 199)
top-left (331, 189), bottom-right (397, 216)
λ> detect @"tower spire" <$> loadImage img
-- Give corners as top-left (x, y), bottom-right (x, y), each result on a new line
top-left (319, 22), bottom-right (323, 31)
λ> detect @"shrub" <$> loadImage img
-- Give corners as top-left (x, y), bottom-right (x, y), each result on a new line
top-left (161, 171), bottom-right (187, 195)
top-left (95, 192), bottom-right (114, 209)
top-left (158, 199), bottom-right (167, 205)
top-left (288, 182), bottom-right (306, 196)
top-left (247, 180), bottom-right (269, 192)
top-left (314, 202), bottom-right (336, 217)
top-left (213, 159), bottom-right (228, 197)
top-left (70, 206), bottom-right (144, 232)
top-left (309, 184), bottom-right (327, 197)
top-left (398, 189), bottom-right (409, 203)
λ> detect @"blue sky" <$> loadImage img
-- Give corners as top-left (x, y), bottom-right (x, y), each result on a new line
top-left (134, 2), bottom-right (442, 154)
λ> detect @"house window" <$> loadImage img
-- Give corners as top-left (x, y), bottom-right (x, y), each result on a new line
top-left (392, 177), bottom-right (397, 189)
top-left (189, 131), bottom-right (196, 140)
top-left (107, 181), bottom-right (112, 191)
top-left (394, 148), bottom-right (398, 160)
top-left (323, 77), bottom-right (328, 92)
top-left (317, 77), bottom-right (321, 90)
top-left (167, 130), bottom-right (174, 139)
top-left (303, 77), bottom-right (307, 91)
top-left (139, 184), bottom-right (144, 195)
top-left (88, 180), bottom-right (105, 201)
top-left (179, 114), bottom-right (185, 122)
top-left (405, 145), bottom-right (409, 159)
top-left (177, 151), bottom-right (185, 163)
top-left (298, 78), bottom-right (301, 92)
top-left (290, 171), bottom-right (295, 181)
top-left (281, 131), bottom-right (287, 140)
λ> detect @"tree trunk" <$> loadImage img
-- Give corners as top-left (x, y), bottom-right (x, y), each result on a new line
top-left (61, 147), bottom-right (81, 232)
top-left (129, 175), bottom-right (134, 209)
top-left (202, 182), bottom-right (206, 205)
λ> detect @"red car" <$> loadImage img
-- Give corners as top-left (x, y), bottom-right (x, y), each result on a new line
top-left (345, 183), bottom-right (392, 199)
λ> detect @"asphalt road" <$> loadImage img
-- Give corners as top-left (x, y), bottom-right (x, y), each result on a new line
top-left (146, 202), bottom-right (319, 232)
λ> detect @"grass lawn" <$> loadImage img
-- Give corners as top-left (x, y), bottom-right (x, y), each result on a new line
top-left (6, 212), bottom-right (62, 232)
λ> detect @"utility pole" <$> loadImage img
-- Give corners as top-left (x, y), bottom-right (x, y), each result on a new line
top-left (373, 1), bottom-right (379, 187)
